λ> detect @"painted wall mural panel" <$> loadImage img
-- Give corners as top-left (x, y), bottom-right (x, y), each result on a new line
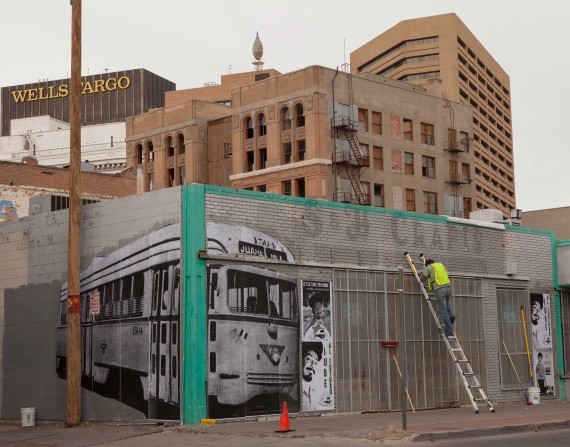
top-left (0, 199), bottom-right (17, 222)
top-left (206, 222), bottom-right (300, 418)
top-left (56, 224), bottom-right (181, 420)
top-left (301, 281), bottom-right (334, 412)
top-left (530, 293), bottom-right (554, 395)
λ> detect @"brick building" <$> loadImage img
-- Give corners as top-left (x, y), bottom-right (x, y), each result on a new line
top-left (0, 158), bottom-right (136, 219)
top-left (127, 65), bottom-right (476, 217)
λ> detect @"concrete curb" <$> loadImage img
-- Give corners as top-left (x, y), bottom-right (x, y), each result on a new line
top-left (412, 420), bottom-right (570, 442)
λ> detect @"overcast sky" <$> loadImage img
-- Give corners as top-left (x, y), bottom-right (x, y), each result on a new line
top-left (1, 1), bottom-right (567, 212)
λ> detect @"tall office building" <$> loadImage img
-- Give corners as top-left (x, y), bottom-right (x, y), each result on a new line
top-left (351, 13), bottom-right (515, 216)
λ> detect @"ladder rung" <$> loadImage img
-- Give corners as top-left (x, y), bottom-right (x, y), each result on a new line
top-left (469, 385), bottom-right (482, 389)
top-left (463, 372), bottom-right (475, 377)
top-left (456, 359), bottom-right (469, 363)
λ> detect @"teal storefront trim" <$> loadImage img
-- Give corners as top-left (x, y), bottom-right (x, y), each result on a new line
top-left (554, 239), bottom-right (570, 401)
top-left (181, 184), bottom-right (207, 424)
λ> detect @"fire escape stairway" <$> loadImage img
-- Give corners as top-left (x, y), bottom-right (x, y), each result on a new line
top-left (332, 116), bottom-right (370, 206)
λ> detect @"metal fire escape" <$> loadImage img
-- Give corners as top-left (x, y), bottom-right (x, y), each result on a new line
top-left (332, 65), bottom-right (370, 206)
top-left (443, 93), bottom-right (472, 217)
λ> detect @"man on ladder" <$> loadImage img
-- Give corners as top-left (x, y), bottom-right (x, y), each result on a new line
top-left (420, 259), bottom-right (456, 338)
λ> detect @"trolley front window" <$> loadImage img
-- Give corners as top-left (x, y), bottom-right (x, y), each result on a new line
top-left (226, 269), bottom-right (297, 320)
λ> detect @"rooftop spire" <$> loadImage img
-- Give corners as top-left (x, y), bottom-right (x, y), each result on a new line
top-left (252, 32), bottom-right (264, 71)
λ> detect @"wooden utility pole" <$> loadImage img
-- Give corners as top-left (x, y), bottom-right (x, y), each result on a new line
top-left (67, 0), bottom-right (82, 427)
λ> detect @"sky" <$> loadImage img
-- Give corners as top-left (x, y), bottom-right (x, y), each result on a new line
top-left (0, 0), bottom-right (568, 212)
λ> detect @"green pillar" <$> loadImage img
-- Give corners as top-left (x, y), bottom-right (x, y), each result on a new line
top-left (181, 184), bottom-right (207, 424)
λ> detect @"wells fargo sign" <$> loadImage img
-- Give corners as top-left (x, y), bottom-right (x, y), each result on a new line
top-left (10, 76), bottom-right (131, 103)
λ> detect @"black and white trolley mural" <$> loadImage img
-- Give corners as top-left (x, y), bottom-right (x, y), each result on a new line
top-left (56, 224), bottom-right (181, 420)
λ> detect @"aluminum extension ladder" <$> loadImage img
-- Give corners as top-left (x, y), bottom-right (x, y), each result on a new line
top-left (404, 252), bottom-right (495, 414)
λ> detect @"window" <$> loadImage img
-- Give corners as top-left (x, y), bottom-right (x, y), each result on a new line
top-left (448, 128), bottom-right (457, 150)
top-left (283, 143), bottom-right (292, 163)
top-left (406, 188), bottom-right (415, 212)
top-left (371, 112), bottom-right (382, 135)
top-left (146, 141), bottom-right (154, 162)
top-left (179, 166), bottom-right (185, 184)
top-left (358, 108), bottom-right (368, 132)
top-left (166, 137), bottom-right (174, 158)
top-left (373, 184), bottom-right (384, 207)
top-left (463, 197), bottom-right (472, 217)
top-left (297, 140), bottom-right (306, 161)
top-left (149, 172), bottom-right (154, 191)
top-left (404, 152), bottom-right (414, 175)
top-left (244, 117), bottom-right (254, 139)
top-left (246, 150), bottom-right (254, 172)
top-left (422, 156), bottom-right (435, 178)
top-left (373, 146), bottom-right (383, 170)
top-left (281, 108), bottom-right (291, 131)
top-left (257, 114), bottom-right (266, 136)
top-left (257, 184), bottom-right (266, 192)
top-left (296, 178), bottom-right (305, 197)
top-left (282, 180), bottom-right (291, 196)
top-left (360, 143), bottom-right (369, 160)
top-left (167, 168), bottom-right (175, 187)
top-left (177, 133), bottom-right (185, 155)
top-left (462, 163), bottom-right (470, 182)
top-left (295, 103), bottom-right (305, 127)
top-left (460, 131), bottom-right (469, 152)
top-left (403, 119), bottom-right (413, 141)
top-left (497, 289), bottom-right (532, 389)
top-left (421, 122), bottom-right (434, 145)
top-left (423, 191), bottom-right (437, 214)
top-left (258, 148), bottom-right (267, 169)
top-left (135, 144), bottom-right (143, 164)
top-left (449, 159), bottom-right (458, 182)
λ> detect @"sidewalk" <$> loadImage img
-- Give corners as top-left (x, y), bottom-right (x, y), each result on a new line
top-left (1, 400), bottom-right (569, 446)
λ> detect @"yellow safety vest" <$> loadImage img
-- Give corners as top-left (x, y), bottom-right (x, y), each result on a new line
top-left (428, 263), bottom-right (450, 290)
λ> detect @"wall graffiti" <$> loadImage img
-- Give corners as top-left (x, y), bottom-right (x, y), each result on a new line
top-left (0, 200), bottom-right (17, 222)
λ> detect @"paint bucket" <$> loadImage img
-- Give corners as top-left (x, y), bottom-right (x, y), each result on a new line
top-left (527, 387), bottom-right (540, 405)
top-left (20, 407), bottom-right (36, 427)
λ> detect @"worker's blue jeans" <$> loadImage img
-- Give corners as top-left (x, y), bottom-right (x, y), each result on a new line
top-left (434, 285), bottom-right (454, 335)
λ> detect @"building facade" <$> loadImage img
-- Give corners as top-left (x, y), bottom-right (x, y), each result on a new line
top-left (1, 69), bottom-right (175, 136)
top-left (0, 184), bottom-right (564, 425)
top-left (351, 13), bottom-right (515, 217)
top-left (127, 66), bottom-right (476, 217)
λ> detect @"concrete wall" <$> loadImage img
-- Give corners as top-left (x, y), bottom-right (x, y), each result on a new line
top-left (0, 187), bottom-right (181, 421)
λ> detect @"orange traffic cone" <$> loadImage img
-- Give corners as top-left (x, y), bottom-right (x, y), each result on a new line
top-left (275, 402), bottom-right (294, 433)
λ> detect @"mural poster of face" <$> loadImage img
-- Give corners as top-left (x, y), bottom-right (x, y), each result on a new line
top-left (530, 293), bottom-right (552, 349)
top-left (301, 281), bottom-right (334, 412)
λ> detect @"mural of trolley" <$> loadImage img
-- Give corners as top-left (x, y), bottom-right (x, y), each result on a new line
top-left (56, 224), bottom-right (181, 420)
top-left (206, 222), bottom-right (300, 418)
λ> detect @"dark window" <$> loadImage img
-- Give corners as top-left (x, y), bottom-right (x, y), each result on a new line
top-left (246, 151), bottom-right (254, 172)
top-left (257, 114), bottom-right (266, 136)
top-left (296, 178), bottom-right (305, 197)
top-left (296, 104), bottom-right (305, 127)
top-left (281, 108), bottom-right (291, 131)
top-left (244, 117), bottom-right (254, 139)
top-left (297, 140), bottom-right (306, 161)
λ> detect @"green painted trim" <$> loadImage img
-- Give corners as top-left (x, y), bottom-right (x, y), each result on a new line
top-left (504, 224), bottom-right (554, 237)
top-left (181, 184), bottom-right (207, 424)
top-left (556, 239), bottom-right (570, 247)
top-left (554, 291), bottom-right (566, 400)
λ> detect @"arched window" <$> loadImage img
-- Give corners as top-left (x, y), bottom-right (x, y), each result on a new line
top-left (135, 144), bottom-right (143, 164)
top-left (244, 117), bottom-right (254, 139)
top-left (146, 141), bottom-right (154, 162)
top-left (281, 108), bottom-right (291, 131)
top-left (295, 103), bottom-right (305, 127)
top-left (165, 136), bottom-right (174, 158)
top-left (257, 114), bottom-right (267, 136)
top-left (176, 133), bottom-right (185, 155)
